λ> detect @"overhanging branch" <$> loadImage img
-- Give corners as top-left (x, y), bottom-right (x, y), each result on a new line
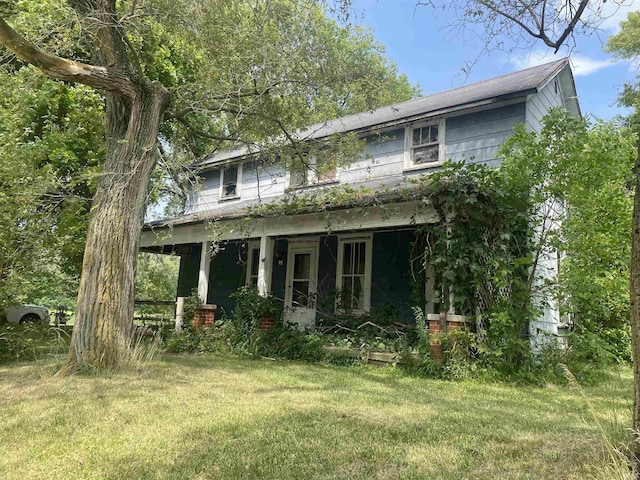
top-left (0, 15), bottom-right (137, 98)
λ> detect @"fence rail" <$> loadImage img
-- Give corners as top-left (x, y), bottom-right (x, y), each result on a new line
top-left (134, 300), bottom-right (176, 328)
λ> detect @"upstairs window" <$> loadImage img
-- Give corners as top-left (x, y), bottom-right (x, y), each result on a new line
top-left (220, 163), bottom-right (241, 200)
top-left (405, 119), bottom-right (445, 169)
top-left (289, 155), bottom-right (337, 189)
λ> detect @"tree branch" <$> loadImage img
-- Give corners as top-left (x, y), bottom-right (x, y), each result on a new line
top-left (553, 0), bottom-right (589, 53)
top-left (0, 15), bottom-right (137, 98)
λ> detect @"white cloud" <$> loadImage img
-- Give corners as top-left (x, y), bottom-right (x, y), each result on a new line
top-left (570, 55), bottom-right (613, 76)
top-left (510, 50), bottom-right (613, 76)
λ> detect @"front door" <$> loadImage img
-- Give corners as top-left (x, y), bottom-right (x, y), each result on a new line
top-left (284, 241), bottom-right (318, 329)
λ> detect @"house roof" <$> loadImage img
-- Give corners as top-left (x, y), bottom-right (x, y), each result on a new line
top-left (195, 58), bottom-right (573, 168)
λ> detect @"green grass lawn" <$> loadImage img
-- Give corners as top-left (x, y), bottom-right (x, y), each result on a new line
top-left (0, 355), bottom-right (633, 480)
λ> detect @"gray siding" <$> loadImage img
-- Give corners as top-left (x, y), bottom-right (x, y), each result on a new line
top-left (239, 162), bottom-right (287, 202)
top-left (339, 129), bottom-right (405, 183)
top-left (185, 170), bottom-right (221, 213)
top-left (445, 102), bottom-right (526, 167)
top-left (526, 79), bottom-right (564, 133)
top-left (184, 98), bottom-right (568, 213)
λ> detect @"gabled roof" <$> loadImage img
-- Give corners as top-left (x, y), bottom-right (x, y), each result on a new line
top-left (196, 58), bottom-right (574, 168)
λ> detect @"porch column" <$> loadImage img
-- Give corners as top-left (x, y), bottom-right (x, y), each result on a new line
top-left (197, 240), bottom-right (211, 303)
top-left (424, 264), bottom-right (435, 315)
top-left (257, 235), bottom-right (275, 296)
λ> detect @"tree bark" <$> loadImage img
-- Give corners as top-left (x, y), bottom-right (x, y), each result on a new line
top-left (0, 8), bottom-right (173, 371)
top-left (64, 84), bottom-right (170, 371)
top-left (631, 138), bottom-right (640, 459)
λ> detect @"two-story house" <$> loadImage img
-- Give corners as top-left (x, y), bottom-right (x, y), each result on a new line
top-left (140, 58), bottom-right (580, 338)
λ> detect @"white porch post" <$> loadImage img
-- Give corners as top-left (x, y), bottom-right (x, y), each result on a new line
top-left (257, 235), bottom-right (275, 296)
top-left (175, 296), bottom-right (185, 332)
top-left (197, 240), bottom-right (211, 303)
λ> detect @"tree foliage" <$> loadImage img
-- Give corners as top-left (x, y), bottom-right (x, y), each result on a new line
top-left (0, 65), bottom-right (104, 305)
top-left (500, 109), bottom-right (636, 361)
top-left (0, 0), bottom-right (418, 370)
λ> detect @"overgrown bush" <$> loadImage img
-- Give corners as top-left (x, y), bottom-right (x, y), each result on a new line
top-left (164, 325), bottom-right (231, 355)
top-left (252, 324), bottom-right (327, 362)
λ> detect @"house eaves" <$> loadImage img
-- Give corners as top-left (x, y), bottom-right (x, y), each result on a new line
top-left (194, 58), bottom-right (571, 169)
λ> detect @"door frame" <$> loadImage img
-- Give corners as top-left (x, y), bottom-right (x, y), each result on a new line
top-left (284, 237), bottom-right (319, 328)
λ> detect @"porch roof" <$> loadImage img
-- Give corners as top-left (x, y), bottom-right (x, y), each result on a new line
top-left (144, 175), bottom-right (431, 231)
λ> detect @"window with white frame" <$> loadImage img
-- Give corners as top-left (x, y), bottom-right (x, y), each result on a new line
top-left (245, 241), bottom-right (260, 287)
top-left (220, 163), bottom-right (241, 199)
top-left (289, 155), bottom-right (337, 189)
top-left (336, 235), bottom-right (373, 313)
top-left (405, 119), bottom-right (445, 169)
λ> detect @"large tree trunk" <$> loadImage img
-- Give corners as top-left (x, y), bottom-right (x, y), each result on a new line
top-left (0, 8), bottom-right (173, 372)
top-left (631, 139), bottom-right (640, 459)
top-left (64, 84), bottom-right (170, 371)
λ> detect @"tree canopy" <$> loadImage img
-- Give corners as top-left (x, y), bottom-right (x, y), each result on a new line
top-left (0, 0), bottom-right (418, 370)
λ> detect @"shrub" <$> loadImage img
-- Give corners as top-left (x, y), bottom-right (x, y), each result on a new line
top-left (252, 324), bottom-right (326, 362)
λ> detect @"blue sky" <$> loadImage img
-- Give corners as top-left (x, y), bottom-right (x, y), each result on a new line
top-left (350, 0), bottom-right (640, 120)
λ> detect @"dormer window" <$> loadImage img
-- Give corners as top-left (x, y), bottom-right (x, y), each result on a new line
top-left (405, 119), bottom-right (445, 170)
top-left (288, 155), bottom-right (337, 189)
top-left (220, 163), bottom-right (241, 200)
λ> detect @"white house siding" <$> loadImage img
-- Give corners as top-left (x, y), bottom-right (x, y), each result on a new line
top-left (185, 169), bottom-right (221, 214)
top-left (238, 162), bottom-right (287, 202)
top-left (530, 197), bottom-right (565, 349)
top-left (445, 102), bottom-right (526, 167)
top-left (185, 162), bottom-right (288, 214)
top-left (525, 78), bottom-right (564, 133)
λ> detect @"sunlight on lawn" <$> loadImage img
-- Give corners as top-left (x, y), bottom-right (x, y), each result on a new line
top-left (0, 356), bottom-right (633, 480)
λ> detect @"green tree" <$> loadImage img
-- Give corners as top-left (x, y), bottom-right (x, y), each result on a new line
top-left (416, 0), bottom-right (640, 457)
top-left (500, 109), bottom-right (636, 361)
top-left (607, 11), bottom-right (640, 452)
top-left (0, 0), bottom-right (416, 371)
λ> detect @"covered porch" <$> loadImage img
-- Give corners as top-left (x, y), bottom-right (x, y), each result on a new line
top-left (140, 199), bottom-right (440, 328)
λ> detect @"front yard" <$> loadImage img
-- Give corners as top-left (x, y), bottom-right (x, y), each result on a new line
top-left (0, 355), bottom-right (633, 479)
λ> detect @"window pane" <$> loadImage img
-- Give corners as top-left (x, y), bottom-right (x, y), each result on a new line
top-left (354, 242), bottom-right (365, 275)
top-left (352, 275), bottom-right (364, 309)
top-left (225, 165), bottom-right (238, 182)
top-left (413, 145), bottom-right (439, 164)
top-left (342, 277), bottom-right (353, 308)
top-left (224, 183), bottom-right (236, 197)
top-left (250, 248), bottom-right (260, 277)
top-left (428, 125), bottom-right (438, 143)
top-left (343, 243), bottom-right (353, 274)
top-left (292, 281), bottom-right (310, 306)
top-left (293, 253), bottom-right (310, 279)
top-left (412, 127), bottom-right (421, 145)
top-left (222, 165), bottom-right (238, 197)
